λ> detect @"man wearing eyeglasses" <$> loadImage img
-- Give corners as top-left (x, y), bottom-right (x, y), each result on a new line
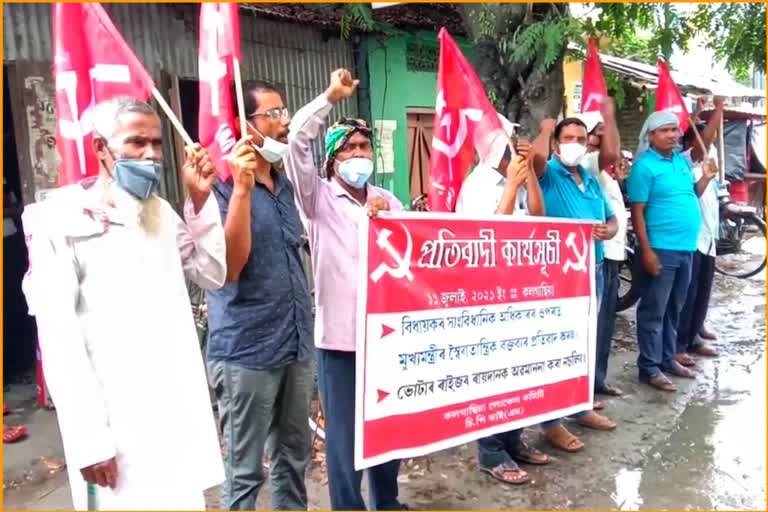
top-left (284, 69), bottom-right (408, 511)
top-left (205, 82), bottom-right (314, 510)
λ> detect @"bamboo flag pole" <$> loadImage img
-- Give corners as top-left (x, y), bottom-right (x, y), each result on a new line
top-left (151, 87), bottom-right (194, 147)
top-left (687, 114), bottom-right (709, 159)
top-left (718, 115), bottom-right (726, 182)
top-left (233, 57), bottom-right (248, 139)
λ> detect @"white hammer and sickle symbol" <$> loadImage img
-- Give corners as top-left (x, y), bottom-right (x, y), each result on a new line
top-left (370, 224), bottom-right (414, 283)
top-left (563, 231), bottom-right (589, 274)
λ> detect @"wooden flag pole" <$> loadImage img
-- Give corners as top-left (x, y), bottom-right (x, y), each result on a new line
top-left (687, 114), bottom-right (709, 159)
top-left (151, 87), bottom-right (194, 147)
top-left (233, 57), bottom-right (248, 139)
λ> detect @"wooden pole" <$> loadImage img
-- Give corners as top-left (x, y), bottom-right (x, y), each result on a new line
top-left (233, 57), bottom-right (248, 139)
top-left (687, 115), bottom-right (708, 159)
top-left (718, 115), bottom-right (726, 182)
top-left (151, 87), bottom-right (194, 146)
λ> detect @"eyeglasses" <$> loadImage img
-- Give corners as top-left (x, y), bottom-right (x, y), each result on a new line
top-left (250, 107), bottom-right (290, 121)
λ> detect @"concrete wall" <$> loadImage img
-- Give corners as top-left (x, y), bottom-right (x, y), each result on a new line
top-left (366, 31), bottom-right (473, 204)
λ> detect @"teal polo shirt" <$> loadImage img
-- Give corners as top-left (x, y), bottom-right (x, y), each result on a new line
top-left (540, 157), bottom-right (615, 262)
top-left (626, 148), bottom-right (701, 252)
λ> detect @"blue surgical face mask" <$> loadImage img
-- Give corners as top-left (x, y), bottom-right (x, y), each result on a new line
top-left (113, 159), bottom-right (162, 200)
top-left (336, 157), bottom-right (373, 189)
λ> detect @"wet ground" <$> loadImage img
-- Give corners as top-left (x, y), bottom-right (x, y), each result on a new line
top-left (3, 266), bottom-right (765, 510)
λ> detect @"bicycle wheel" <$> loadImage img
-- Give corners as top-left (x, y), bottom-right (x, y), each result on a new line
top-left (616, 254), bottom-right (641, 312)
top-left (715, 214), bottom-right (767, 279)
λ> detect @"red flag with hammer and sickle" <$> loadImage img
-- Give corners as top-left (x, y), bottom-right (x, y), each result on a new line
top-left (428, 28), bottom-right (505, 212)
top-left (655, 58), bottom-right (689, 133)
top-left (53, 3), bottom-right (155, 186)
top-left (198, 3), bottom-right (241, 180)
top-left (581, 38), bottom-right (607, 113)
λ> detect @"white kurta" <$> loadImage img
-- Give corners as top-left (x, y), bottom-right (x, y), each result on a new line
top-left (21, 181), bottom-right (226, 510)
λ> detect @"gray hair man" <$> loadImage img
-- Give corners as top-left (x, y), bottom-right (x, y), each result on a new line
top-left (22, 96), bottom-right (226, 510)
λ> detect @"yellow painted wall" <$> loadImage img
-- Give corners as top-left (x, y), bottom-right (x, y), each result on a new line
top-left (563, 57), bottom-right (585, 116)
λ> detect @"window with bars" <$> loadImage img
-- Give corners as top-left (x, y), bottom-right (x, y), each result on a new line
top-left (406, 41), bottom-right (439, 73)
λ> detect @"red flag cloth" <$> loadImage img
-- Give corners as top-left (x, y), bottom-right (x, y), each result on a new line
top-left (581, 38), bottom-right (607, 113)
top-left (53, 3), bottom-right (155, 186)
top-left (655, 59), bottom-right (689, 133)
top-left (428, 28), bottom-right (504, 212)
top-left (198, 3), bottom-right (241, 180)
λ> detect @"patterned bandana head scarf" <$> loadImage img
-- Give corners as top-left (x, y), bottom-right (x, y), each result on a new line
top-left (324, 118), bottom-right (372, 178)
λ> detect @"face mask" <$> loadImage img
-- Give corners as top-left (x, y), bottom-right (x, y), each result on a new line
top-left (558, 142), bottom-right (588, 167)
top-left (337, 157), bottom-right (373, 189)
top-left (248, 122), bottom-right (288, 163)
top-left (113, 159), bottom-right (162, 200)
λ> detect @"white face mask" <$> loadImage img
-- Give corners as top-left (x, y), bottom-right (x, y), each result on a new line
top-left (248, 122), bottom-right (288, 163)
top-left (558, 142), bottom-right (588, 167)
top-left (336, 157), bottom-right (374, 189)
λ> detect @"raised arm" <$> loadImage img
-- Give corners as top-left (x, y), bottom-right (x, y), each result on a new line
top-left (532, 118), bottom-right (557, 177)
top-left (690, 96), bottom-right (725, 163)
top-left (285, 69), bottom-right (359, 219)
top-left (598, 97), bottom-right (620, 171)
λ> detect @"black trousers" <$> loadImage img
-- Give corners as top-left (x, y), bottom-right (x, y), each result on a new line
top-left (676, 251), bottom-right (716, 353)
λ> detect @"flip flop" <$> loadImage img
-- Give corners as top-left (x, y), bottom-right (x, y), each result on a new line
top-left (642, 374), bottom-right (677, 392)
top-left (596, 384), bottom-right (623, 397)
top-left (3, 425), bottom-right (27, 443)
top-left (511, 440), bottom-right (550, 465)
top-left (480, 461), bottom-right (531, 485)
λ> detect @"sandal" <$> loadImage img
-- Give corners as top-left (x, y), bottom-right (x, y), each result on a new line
top-left (596, 384), bottom-right (623, 397)
top-left (480, 461), bottom-right (530, 485)
top-left (3, 425), bottom-right (27, 443)
top-left (511, 440), bottom-right (550, 465)
top-left (642, 373), bottom-right (677, 392)
top-left (691, 344), bottom-right (718, 357)
top-left (575, 411), bottom-right (617, 431)
top-left (543, 424), bottom-right (584, 452)
top-left (593, 400), bottom-right (605, 410)
top-left (675, 353), bottom-right (697, 367)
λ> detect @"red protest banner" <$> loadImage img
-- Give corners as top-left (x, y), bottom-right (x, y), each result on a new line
top-left (53, 3), bottom-right (155, 185)
top-left (354, 213), bottom-right (598, 469)
top-left (428, 28), bottom-right (505, 213)
top-left (198, 3), bottom-right (241, 180)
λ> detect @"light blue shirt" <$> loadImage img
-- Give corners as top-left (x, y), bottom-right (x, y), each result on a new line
top-left (540, 157), bottom-right (615, 262)
top-left (627, 148), bottom-right (701, 252)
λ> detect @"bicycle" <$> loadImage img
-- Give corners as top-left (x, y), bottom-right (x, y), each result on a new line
top-left (616, 185), bottom-right (767, 312)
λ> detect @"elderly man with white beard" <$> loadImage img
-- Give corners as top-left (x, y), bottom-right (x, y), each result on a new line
top-left (21, 96), bottom-right (228, 510)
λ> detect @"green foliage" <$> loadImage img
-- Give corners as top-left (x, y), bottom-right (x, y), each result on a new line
top-left (604, 71), bottom-right (626, 110)
top-left (692, 2), bottom-right (765, 81)
top-left (339, 3), bottom-right (375, 40)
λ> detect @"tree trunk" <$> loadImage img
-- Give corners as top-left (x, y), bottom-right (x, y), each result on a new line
top-left (459, 3), bottom-right (567, 139)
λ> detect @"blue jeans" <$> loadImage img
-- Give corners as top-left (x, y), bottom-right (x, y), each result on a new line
top-left (477, 429), bottom-right (523, 470)
top-left (542, 262), bottom-right (605, 429)
top-left (317, 349), bottom-right (402, 511)
top-left (635, 249), bottom-right (694, 380)
top-left (595, 259), bottom-right (620, 391)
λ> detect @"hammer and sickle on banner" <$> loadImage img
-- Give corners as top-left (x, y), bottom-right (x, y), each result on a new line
top-left (563, 231), bottom-right (589, 274)
top-left (370, 223), bottom-right (414, 283)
